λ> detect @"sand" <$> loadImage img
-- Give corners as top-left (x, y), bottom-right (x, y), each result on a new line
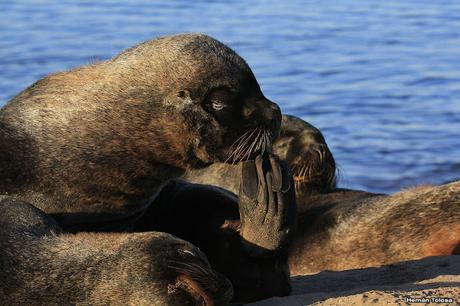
top-left (247, 256), bottom-right (460, 306)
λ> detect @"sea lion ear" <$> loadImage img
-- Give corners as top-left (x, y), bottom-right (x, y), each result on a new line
top-left (177, 89), bottom-right (192, 99)
top-left (173, 89), bottom-right (194, 108)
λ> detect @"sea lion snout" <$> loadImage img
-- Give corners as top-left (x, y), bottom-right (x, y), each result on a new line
top-left (168, 265), bottom-right (233, 306)
top-left (243, 99), bottom-right (281, 135)
top-left (168, 243), bottom-right (233, 305)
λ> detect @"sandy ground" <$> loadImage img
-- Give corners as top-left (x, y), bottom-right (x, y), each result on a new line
top-left (247, 256), bottom-right (460, 306)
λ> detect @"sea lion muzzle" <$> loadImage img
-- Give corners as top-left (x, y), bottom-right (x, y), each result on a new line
top-left (243, 99), bottom-right (281, 136)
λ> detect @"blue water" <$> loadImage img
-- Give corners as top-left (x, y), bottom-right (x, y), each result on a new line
top-left (1, 0), bottom-right (460, 193)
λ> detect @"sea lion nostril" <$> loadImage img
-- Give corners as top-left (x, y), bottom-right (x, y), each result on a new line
top-left (258, 106), bottom-right (280, 132)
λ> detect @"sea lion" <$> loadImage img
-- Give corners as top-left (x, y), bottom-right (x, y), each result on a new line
top-left (0, 33), bottom-right (298, 253)
top-left (0, 33), bottom-right (297, 302)
top-left (183, 114), bottom-right (337, 210)
top-left (134, 179), bottom-right (292, 303)
top-left (0, 196), bottom-right (233, 306)
top-left (289, 182), bottom-right (460, 275)
top-left (0, 33), bottom-right (282, 229)
top-left (183, 115), bottom-right (460, 274)
top-left (134, 153), bottom-right (296, 302)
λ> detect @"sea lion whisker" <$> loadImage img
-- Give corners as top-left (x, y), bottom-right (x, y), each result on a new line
top-left (266, 129), bottom-right (273, 153)
top-left (301, 164), bottom-right (310, 178)
top-left (258, 129), bottom-right (265, 155)
top-left (254, 128), bottom-right (264, 152)
top-left (225, 129), bottom-right (254, 164)
top-left (225, 140), bottom-right (245, 164)
top-left (236, 128), bottom-right (258, 157)
top-left (225, 130), bottom-right (251, 161)
top-left (231, 130), bottom-right (252, 147)
top-left (296, 165), bottom-right (304, 179)
top-left (291, 164), bottom-right (298, 174)
top-left (231, 138), bottom-right (250, 164)
top-left (257, 128), bottom-right (265, 151)
top-left (176, 262), bottom-right (214, 281)
top-left (299, 164), bottom-right (307, 176)
top-left (296, 164), bottom-right (305, 178)
top-left (299, 164), bottom-right (306, 179)
top-left (244, 129), bottom-right (262, 161)
top-left (233, 128), bottom-right (258, 163)
top-left (264, 129), bottom-right (271, 154)
top-left (251, 128), bottom-right (264, 157)
top-left (315, 147), bottom-right (324, 164)
top-left (227, 130), bottom-right (252, 158)
top-left (260, 130), bottom-right (266, 155)
top-left (294, 164), bottom-right (302, 177)
top-left (168, 262), bottom-right (207, 277)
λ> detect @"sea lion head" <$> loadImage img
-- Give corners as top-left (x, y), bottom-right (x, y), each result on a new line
top-left (123, 233), bottom-right (234, 306)
top-left (111, 33), bottom-right (281, 169)
top-left (272, 115), bottom-right (336, 194)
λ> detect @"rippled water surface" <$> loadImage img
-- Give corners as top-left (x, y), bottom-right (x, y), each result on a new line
top-left (1, 0), bottom-right (460, 193)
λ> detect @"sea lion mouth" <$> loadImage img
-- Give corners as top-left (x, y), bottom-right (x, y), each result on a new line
top-left (168, 274), bottom-right (214, 306)
top-left (224, 127), bottom-right (273, 164)
top-left (167, 260), bottom-right (233, 305)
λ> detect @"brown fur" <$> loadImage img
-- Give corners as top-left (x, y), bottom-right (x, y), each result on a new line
top-left (183, 114), bottom-right (337, 203)
top-left (183, 115), bottom-right (460, 274)
top-left (0, 196), bottom-right (233, 305)
top-left (289, 181), bottom-right (460, 274)
top-left (0, 33), bottom-right (281, 230)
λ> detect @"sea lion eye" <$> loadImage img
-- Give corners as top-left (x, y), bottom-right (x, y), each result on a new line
top-left (211, 100), bottom-right (225, 111)
top-left (202, 88), bottom-right (235, 114)
top-left (180, 249), bottom-right (197, 257)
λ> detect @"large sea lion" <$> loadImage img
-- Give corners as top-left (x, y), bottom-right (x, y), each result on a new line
top-left (0, 33), bottom-right (283, 229)
top-left (0, 196), bottom-right (233, 305)
top-left (183, 115), bottom-right (460, 274)
top-left (0, 33), bottom-right (297, 247)
top-left (0, 33), bottom-right (297, 302)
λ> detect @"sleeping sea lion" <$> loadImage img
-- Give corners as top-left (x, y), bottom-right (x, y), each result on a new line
top-left (0, 196), bottom-right (233, 305)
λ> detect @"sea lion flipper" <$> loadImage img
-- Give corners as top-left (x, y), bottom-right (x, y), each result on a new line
top-left (240, 159), bottom-right (259, 201)
top-left (255, 155), bottom-right (268, 205)
top-left (239, 154), bottom-right (297, 257)
top-left (268, 154), bottom-right (283, 191)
